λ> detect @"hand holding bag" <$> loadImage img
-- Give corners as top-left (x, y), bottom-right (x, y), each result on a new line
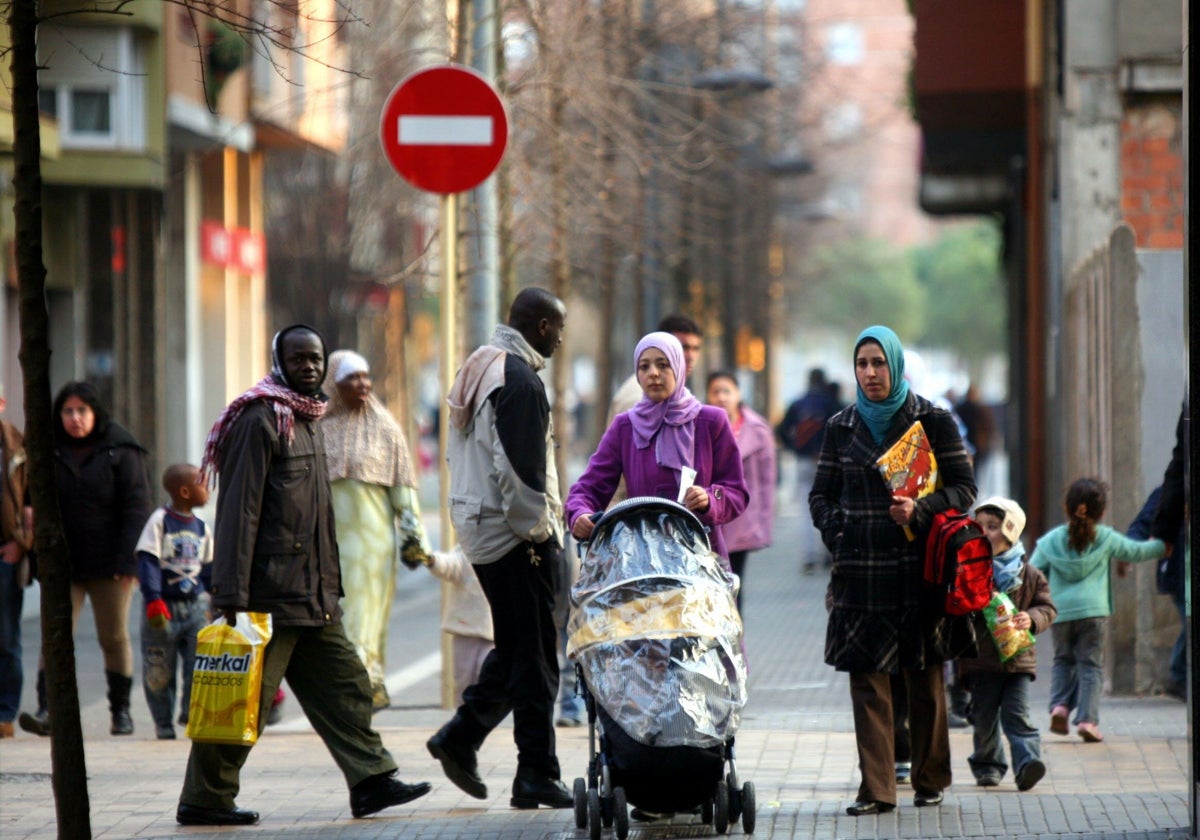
top-left (185, 612), bottom-right (273, 745)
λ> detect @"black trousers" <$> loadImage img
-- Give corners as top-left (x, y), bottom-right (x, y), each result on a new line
top-left (456, 539), bottom-right (562, 779)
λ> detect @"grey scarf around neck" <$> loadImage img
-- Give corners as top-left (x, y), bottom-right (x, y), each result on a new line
top-left (490, 324), bottom-right (545, 372)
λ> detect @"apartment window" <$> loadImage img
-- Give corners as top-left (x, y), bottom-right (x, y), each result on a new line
top-left (38, 25), bottom-right (145, 150)
top-left (826, 22), bottom-right (864, 66)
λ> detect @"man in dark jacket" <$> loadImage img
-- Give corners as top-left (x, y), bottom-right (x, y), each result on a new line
top-left (176, 324), bottom-right (430, 826)
top-left (778, 368), bottom-right (839, 573)
top-left (427, 288), bottom-right (572, 809)
top-left (1147, 398), bottom-right (1189, 701)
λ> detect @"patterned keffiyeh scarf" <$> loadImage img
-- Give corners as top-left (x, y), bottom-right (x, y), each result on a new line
top-left (199, 375), bottom-right (327, 486)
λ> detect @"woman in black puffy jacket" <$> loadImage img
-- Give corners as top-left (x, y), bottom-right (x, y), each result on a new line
top-left (19, 381), bottom-right (151, 737)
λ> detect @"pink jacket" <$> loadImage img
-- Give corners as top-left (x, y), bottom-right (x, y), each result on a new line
top-left (722, 407), bottom-right (776, 553)
top-left (566, 405), bottom-right (748, 559)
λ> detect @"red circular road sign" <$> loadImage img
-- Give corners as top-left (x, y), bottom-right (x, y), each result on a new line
top-left (379, 64), bottom-right (509, 195)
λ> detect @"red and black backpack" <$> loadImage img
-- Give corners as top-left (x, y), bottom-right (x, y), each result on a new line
top-left (923, 508), bottom-right (993, 616)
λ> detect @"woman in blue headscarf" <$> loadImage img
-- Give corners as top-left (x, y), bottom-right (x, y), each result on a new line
top-left (809, 325), bottom-right (977, 817)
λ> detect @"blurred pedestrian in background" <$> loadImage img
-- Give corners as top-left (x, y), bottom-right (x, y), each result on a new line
top-left (810, 325), bottom-right (977, 816)
top-left (778, 368), bottom-right (839, 574)
top-left (20, 381), bottom-right (152, 738)
top-left (322, 349), bottom-right (432, 712)
top-left (706, 369), bottom-right (775, 608)
top-left (0, 382), bottom-right (32, 739)
top-left (955, 384), bottom-right (997, 485)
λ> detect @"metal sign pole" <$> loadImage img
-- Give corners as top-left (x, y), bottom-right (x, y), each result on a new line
top-left (439, 191), bottom-right (459, 709)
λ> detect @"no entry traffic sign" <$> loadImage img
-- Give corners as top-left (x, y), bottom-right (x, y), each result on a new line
top-left (380, 64), bottom-right (509, 195)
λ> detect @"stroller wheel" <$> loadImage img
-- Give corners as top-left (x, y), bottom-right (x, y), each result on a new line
top-left (573, 778), bottom-right (587, 829)
top-left (740, 782), bottom-right (756, 834)
top-left (714, 780), bottom-right (730, 835)
top-left (587, 788), bottom-right (602, 840)
top-left (727, 772), bottom-right (741, 821)
top-left (613, 787), bottom-right (629, 840)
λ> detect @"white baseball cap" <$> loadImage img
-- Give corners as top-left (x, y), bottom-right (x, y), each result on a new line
top-left (975, 496), bottom-right (1027, 544)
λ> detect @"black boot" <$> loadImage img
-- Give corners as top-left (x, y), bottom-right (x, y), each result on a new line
top-left (106, 671), bottom-right (134, 735)
top-left (17, 670), bottom-right (50, 736)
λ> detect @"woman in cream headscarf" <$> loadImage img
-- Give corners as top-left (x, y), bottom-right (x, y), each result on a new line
top-left (323, 350), bottom-right (431, 711)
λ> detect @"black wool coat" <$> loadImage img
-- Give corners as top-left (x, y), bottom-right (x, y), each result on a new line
top-left (810, 392), bottom-right (978, 673)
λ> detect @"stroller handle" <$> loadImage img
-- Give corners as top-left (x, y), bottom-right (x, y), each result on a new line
top-left (576, 497), bottom-right (711, 558)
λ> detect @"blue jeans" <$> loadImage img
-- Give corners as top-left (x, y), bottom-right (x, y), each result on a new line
top-left (1170, 589), bottom-right (1186, 687)
top-left (967, 672), bottom-right (1040, 780)
top-left (0, 560), bottom-right (23, 723)
top-left (1049, 617), bottom-right (1105, 725)
top-left (142, 598), bottom-right (207, 728)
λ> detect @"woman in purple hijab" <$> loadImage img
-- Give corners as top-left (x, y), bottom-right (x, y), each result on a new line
top-left (566, 332), bottom-right (749, 562)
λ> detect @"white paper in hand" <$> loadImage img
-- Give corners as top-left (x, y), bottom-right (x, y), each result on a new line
top-left (677, 467), bottom-right (698, 504)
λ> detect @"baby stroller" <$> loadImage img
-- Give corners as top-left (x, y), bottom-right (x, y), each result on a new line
top-left (566, 497), bottom-right (755, 838)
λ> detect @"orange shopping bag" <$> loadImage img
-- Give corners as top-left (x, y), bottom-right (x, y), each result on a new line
top-left (185, 612), bottom-right (272, 745)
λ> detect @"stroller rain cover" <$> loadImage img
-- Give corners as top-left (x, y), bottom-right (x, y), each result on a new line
top-left (566, 497), bottom-right (748, 748)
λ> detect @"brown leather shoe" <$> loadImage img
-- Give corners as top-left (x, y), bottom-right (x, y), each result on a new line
top-left (0, 721), bottom-right (13, 738)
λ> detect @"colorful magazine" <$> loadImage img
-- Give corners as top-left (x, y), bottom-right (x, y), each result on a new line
top-left (875, 420), bottom-right (939, 540)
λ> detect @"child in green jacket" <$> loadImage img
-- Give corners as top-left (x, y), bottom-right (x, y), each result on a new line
top-left (1030, 478), bottom-right (1165, 743)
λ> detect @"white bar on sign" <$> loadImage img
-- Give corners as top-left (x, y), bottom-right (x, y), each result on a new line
top-left (398, 116), bottom-right (493, 146)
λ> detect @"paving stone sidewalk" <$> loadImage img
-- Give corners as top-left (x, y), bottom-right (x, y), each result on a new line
top-left (1, 497), bottom-right (1191, 839)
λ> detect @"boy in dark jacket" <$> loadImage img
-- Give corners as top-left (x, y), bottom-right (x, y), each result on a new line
top-left (959, 497), bottom-right (1057, 791)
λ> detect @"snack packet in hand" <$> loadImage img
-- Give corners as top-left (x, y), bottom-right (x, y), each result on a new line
top-left (983, 590), bottom-right (1035, 662)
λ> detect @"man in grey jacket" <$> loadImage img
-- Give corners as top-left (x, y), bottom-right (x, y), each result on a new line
top-left (427, 287), bottom-right (571, 809)
top-left (176, 324), bottom-right (430, 826)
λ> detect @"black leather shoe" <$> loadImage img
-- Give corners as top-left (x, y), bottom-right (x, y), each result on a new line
top-left (846, 800), bottom-right (895, 816)
top-left (110, 708), bottom-right (133, 736)
top-left (1015, 759), bottom-right (1046, 792)
top-left (427, 725), bottom-right (487, 799)
top-left (176, 803), bottom-right (260, 825)
top-left (510, 775), bottom-right (573, 809)
top-left (18, 710), bottom-right (50, 737)
top-left (350, 770), bottom-right (432, 818)
top-left (914, 791), bottom-right (944, 807)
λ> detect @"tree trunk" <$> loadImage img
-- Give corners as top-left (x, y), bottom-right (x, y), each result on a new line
top-left (9, 0), bottom-right (93, 835)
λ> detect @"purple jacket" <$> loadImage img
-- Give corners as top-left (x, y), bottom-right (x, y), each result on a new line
top-left (722, 406), bottom-right (776, 553)
top-left (566, 404), bottom-right (749, 559)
